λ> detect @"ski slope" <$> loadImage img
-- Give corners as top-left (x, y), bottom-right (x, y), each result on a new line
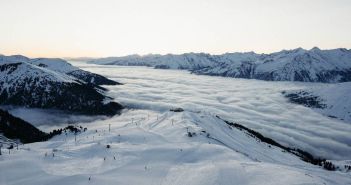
top-left (1, 110), bottom-right (350, 185)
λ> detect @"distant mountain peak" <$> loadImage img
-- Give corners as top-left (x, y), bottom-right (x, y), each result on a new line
top-left (310, 47), bottom-right (321, 51)
top-left (89, 47), bottom-right (351, 83)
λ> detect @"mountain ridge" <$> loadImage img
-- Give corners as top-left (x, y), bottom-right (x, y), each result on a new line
top-left (0, 55), bottom-right (123, 115)
top-left (89, 47), bottom-right (351, 83)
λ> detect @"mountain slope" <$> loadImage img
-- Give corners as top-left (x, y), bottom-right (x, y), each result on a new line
top-left (89, 53), bottom-right (217, 70)
top-left (0, 58), bottom-right (123, 115)
top-left (89, 48), bottom-right (351, 83)
top-left (0, 108), bottom-right (48, 144)
top-left (0, 55), bottom-right (121, 86)
top-left (1, 110), bottom-right (349, 184)
top-left (0, 108), bottom-right (89, 145)
top-left (284, 82), bottom-right (351, 122)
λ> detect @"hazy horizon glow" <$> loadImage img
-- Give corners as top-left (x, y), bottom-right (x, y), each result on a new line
top-left (1, 0), bottom-right (351, 58)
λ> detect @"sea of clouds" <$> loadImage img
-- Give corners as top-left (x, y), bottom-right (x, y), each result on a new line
top-left (3, 106), bottom-right (108, 132)
top-left (79, 63), bottom-right (351, 160)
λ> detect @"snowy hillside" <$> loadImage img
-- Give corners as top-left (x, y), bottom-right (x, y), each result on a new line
top-left (1, 110), bottom-right (350, 185)
top-left (89, 48), bottom-right (351, 83)
top-left (284, 82), bottom-right (351, 123)
top-left (0, 56), bottom-right (123, 115)
top-left (89, 53), bottom-right (217, 70)
top-left (0, 55), bottom-right (120, 86)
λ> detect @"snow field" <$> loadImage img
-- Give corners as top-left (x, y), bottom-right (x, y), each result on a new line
top-left (2, 110), bottom-right (350, 185)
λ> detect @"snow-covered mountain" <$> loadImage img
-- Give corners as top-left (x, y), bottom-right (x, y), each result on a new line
top-left (89, 53), bottom-right (217, 70)
top-left (0, 55), bottom-right (123, 115)
top-left (1, 55), bottom-right (121, 86)
top-left (89, 48), bottom-right (351, 83)
top-left (283, 82), bottom-right (351, 123)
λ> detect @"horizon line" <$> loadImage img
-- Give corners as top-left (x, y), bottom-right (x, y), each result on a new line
top-left (2, 46), bottom-right (350, 59)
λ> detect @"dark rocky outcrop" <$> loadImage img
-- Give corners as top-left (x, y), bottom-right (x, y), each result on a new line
top-left (282, 91), bottom-right (326, 109)
top-left (170, 108), bottom-right (184, 112)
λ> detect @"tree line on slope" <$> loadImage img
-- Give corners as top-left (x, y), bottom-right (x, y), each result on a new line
top-left (0, 108), bottom-right (85, 145)
top-left (215, 115), bottom-right (338, 171)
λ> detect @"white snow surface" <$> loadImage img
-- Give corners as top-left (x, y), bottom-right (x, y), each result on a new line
top-left (0, 60), bottom-right (78, 96)
top-left (89, 53), bottom-right (217, 69)
top-left (0, 55), bottom-right (81, 90)
top-left (1, 110), bottom-right (350, 185)
top-left (29, 58), bottom-right (79, 73)
top-left (0, 54), bottom-right (79, 73)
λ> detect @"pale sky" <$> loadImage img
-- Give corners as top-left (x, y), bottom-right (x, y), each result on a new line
top-left (0, 0), bottom-right (350, 58)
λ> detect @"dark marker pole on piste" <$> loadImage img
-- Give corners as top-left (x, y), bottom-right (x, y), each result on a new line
top-left (109, 124), bottom-right (111, 132)
top-left (8, 144), bottom-right (13, 154)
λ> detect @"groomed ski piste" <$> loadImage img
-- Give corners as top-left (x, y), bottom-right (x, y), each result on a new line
top-left (1, 109), bottom-right (350, 185)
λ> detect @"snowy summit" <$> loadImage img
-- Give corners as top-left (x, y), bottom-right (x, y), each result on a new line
top-left (90, 48), bottom-right (351, 83)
